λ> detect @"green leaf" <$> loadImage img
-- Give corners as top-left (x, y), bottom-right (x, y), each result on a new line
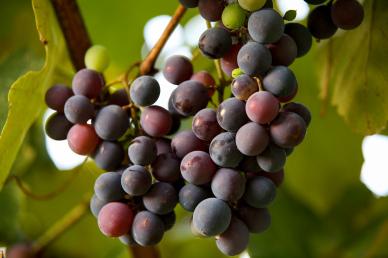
top-left (0, 0), bottom-right (72, 189)
top-left (283, 10), bottom-right (297, 21)
top-left (319, 0), bottom-right (388, 135)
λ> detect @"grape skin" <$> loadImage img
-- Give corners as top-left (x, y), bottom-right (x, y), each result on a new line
top-left (248, 9), bottom-right (284, 44)
top-left (284, 23), bottom-right (313, 57)
top-left (198, 0), bottom-right (225, 21)
top-left (282, 102), bottom-right (312, 126)
top-left (160, 211), bottom-right (176, 231)
top-left (85, 45), bottom-right (110, 72)
top-left (246, 91), bottom-right (280, 124)
top-left (72, 68), bottom-right (104, 99)
top-left (128, 136), bottom-right (157, 166)
top-left (67, 124), bottom-right (100, 155)
top-left (239, 156), bottom-right (263, 173)
top-left (237, 205), bottom-right (271, 233)
top-left (236, 122), bottom-right (269, 156)
top-left (263, 66), bottom-right (298, 100)
top-left (97, 202), bottom-right (134, 237)
top-left (179, 0), bottom-right (199, 8)
top-left (45, 113), bottom-right (73, 141)
top-left (179, 184), bottom-right (211, 212)
top-left (119, 234), bottom-right (135, 246)
top-left (163, 55), bottom-right (193, 85)
top-left (209, 132), bottom-right (243, 168)
top-left (64, 95), bottom-right (95, 124)
top-left (257, 144), bottom-right (287, 172)
top-left (140, 105), bottom-right (173, 137)
top-left (90, 194), bottom-right (108, 218)
top-left (130, 76), bottom-right (160, 107)
top-left (142, 182), bottom-right (178, 215)
top-left (152, 153), bottom-right (181, 183)
top-left (243, 176), bottom-right (277, 208)
top-left (211, 168), bottom-right (246, 202)
top-left (308, 5), bottom-right (338, 39)
top-left (217, 97), bottom-right (249, 132)
top-left (45, 84), bottom-right (73, 112)
top-left (191, 71), bottom-right (216, 97)
top-left (94, 105), bottom-right (129, 141)
top-left (171, 130), bottom-right (208, 159)
top-left (258, 169), bottom-right (285, 187)
top-left (267, 34), bottom-right (298, 66)
top-left (331, 0), bottom-right (364, 30)
top-left (231, 74), bottom-right (259, 101)
top-left (221, 43), bottom-right (241, 76)
top-left (109, 88), bottom-right (130, 107)
top-left (237, 41), bottom-right (272, 77)
top-left (192, 198), bottom-right (232, 236)
top-left (216, 217), bottom-right (250, 256)
top-left (270, 112), bottom-right (307, 148)
top-left (94, 172), bottom-right (125, 202)
top-left (238, 0), bottom-right (266, 11)
top-left (93, 141), bottom-right (124, 171)
top-left (132, 211), bottom-right (165, 246)
top-left (121, 165), bottom-right (152, 196)
top-left (172, 80), bottom-right (209, 116)
top-left (155, 138), bottom-right (172, 155)
top-left (180, 151), bottom-right (217, 185)
top-left (222, 3), bottom-right (247, 30)
top-left (192, 108), bottom-right (223, 141)
top-left (199, 28), bottom-right (232, 59)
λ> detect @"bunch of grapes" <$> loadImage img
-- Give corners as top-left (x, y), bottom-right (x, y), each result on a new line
top-left (43, 0), bottom-right (364, 256)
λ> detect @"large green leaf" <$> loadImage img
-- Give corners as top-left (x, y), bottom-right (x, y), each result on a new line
top-left (318, 0), bottom-right (388, 135)
top-left (0, 0), bottom-right (72, 189)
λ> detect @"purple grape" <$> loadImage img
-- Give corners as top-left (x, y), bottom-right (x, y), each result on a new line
top-left (94, 105), bottom-right (129, 140)
top-left (171, 130), bottom-right (208, 159)
top-left (141, 105), bottom-right (173, 137)
top-left (192, 108), bottom-right (223, 141)
top-left (199, 28), bottom-right (232, 59)
top-left (211, 168), bottom-right (246, 202)
top-left (121, 165), bottom-right (152, 196)
top-left (172, 80), bottom-right (209, 116)
top-left (93, 141), bottom-right (124, 171)
top-left (64, 95), bottom-right (95, 124)
top-left (163, 55), bottom-right (193, 85)
top-left (72, 68), bottom-right (104, 99)
top-left (270, 112), bottom-right (307, 148)
top-left (142, 182), bottom-right (178, 215)
top-left (152, 153), bottom-right (181, 183)
top-left (45, 113), bottom-right (73, 140)
top-left (216, 217), bottom-right (249, 256)
top-left (45, 84), bottom-right (73, 112)
top-left (217, 98), bottom-right (249, 132)
top-left (236, 122), bottom-right (269, 156)
top-left (128, 136), bottom-right (157, 166)
top-left (180, 151), bottom-right (217, 185)
top-left (209, 132), bottom-right (243, 168)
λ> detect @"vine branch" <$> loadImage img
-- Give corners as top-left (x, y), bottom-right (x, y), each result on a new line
top-left (140, 4), bottom-right (187, 75)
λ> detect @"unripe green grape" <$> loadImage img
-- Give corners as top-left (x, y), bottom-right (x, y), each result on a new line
top-left (222, 4), bottom-right (247, 30)
top-left (238, 0), bottom-right (266, 12)
top-left (85, 45), bottom-right (110, 72)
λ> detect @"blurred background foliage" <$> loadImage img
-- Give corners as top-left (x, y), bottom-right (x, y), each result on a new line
top-left (0, 0), bottom-right (388, 258)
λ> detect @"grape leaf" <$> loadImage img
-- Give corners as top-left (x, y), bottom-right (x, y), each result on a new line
top-left (319, 0), bottom-right (388, 135)
top-left (0, 0), bottom-right (72, 190)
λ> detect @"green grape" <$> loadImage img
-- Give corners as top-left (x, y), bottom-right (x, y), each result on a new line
top-left (232, 68), bottom-right (244, 78)
top-left (222, 4), bottom-right (247, 30)
top-left (238, 0), bottom-right (266, 12)
top-left (85, 45), bottom-right (110, 72)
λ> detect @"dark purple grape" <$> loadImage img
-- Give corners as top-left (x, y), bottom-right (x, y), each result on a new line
top-left (179, 184), bottom-right (212, 212)
top-left (181, 151), bottom-right (217, 185)
top-left (64, 95), bottom-right (94, 124)
top-left (98, 202), bottom-right (134, 237)
top-left (94, 105), bottom-right (129, 140)
top-left (217, 98), bottom-right (249, 132)
top-left (130, 75), bottom-right (160, 107)
top-left (258, 169), bottom-right (285, 187)
top-left (152, 153), bottom-right (181, 182)
top-left (248, 9), bottom-right (284, 44)
top-left (192, 198), bottom-right (232, 236)
top-left (199, 28), bottom-right (232, 59)
top-left (45, 84), bottom-right (73, 112)
top-left (270, 112), bottom-right (307, 148)
top-left (246, 91), bottom-right (280, 124)
top-left (155, 138), bottom-right (172, 155)
top-left (132, 211), bottom-right (164, 246)
top-left (308, 5), bottom-right (338, 39)
top-left (243, 176), bottom-right (276, 208)
top-left (93, 141), bottom-right (124, 171)
top-left (171, 130), bottom-right (208, 159)
top-left (128, 136), bottom-right (157, 166)
top-left (239, 156), bottom-right (263, 173)
top-left (237, 41), bottom-right (272, 77)
top-left (263, 66), bottom-right (298, 100)
top-left (143, 182), bottom-right (178, 215)
top-left (141, 105), bottom-right (173, 137)
top-left (221, 43), bottom-right (242, 76)
top-left (167, 114), bottom-right (181, 135)
top-left (282, 102), bottom-right (312, 126)
top-left (121, 165), bottom-right (152, 196)
top-left (67, 124), bottom-right (100, 155)
top-left (236, 122), bottom-right (269, 156)
top-left (94, 172), bottom-right (125, 202)
top-left (211, 168), bottom-right (245, 202)
top-left (257, 144), bottom-right (286, 172)
top-left (90, 194), bottom-right (108, 218)
top-left (237, 205), bottom-right (271, 233)
top-left (198, 0), bottom-right (225, 21)
top-left (179, 0), bottom-right (199, 8)
top-left (231, 74), bottom-right (259, 101)
top-left (160, 211), bottom-right (176, 231)
top-left (172, 80), bottom-right (209, 116)
top-left (191, 71), bottom-right (216, 97)
top-left (192, 108), bottom-right (223, 141)
top-left (209, 132), bottom-right (243, 168)
top-left (109, 88), bottom-right (130, 106)
top-left (72, 68), bottom-right (104, 99)
top-left (163, 55), bottom-right (193, 85)
top-left (284, 23), bottom-right (312, 57)
top-left (119, 234), bottom-right (136, 246)
top-left (45, 113), bottom-right (73, 140)
top-left (267, 34), bottom-right (298, 66)
top-left (216, 217), bottom-right (249, 256)
top-left (331, 0), bottom-right (364, 30)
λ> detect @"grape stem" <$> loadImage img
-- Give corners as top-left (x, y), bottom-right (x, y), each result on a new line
top-left (140, 4), bottom-right (187, 75)
top-left (51, 0), bottom-right (92, 71)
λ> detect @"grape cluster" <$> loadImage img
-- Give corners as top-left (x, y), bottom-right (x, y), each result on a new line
top-left (43, 0), bottom-right (364, 255)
